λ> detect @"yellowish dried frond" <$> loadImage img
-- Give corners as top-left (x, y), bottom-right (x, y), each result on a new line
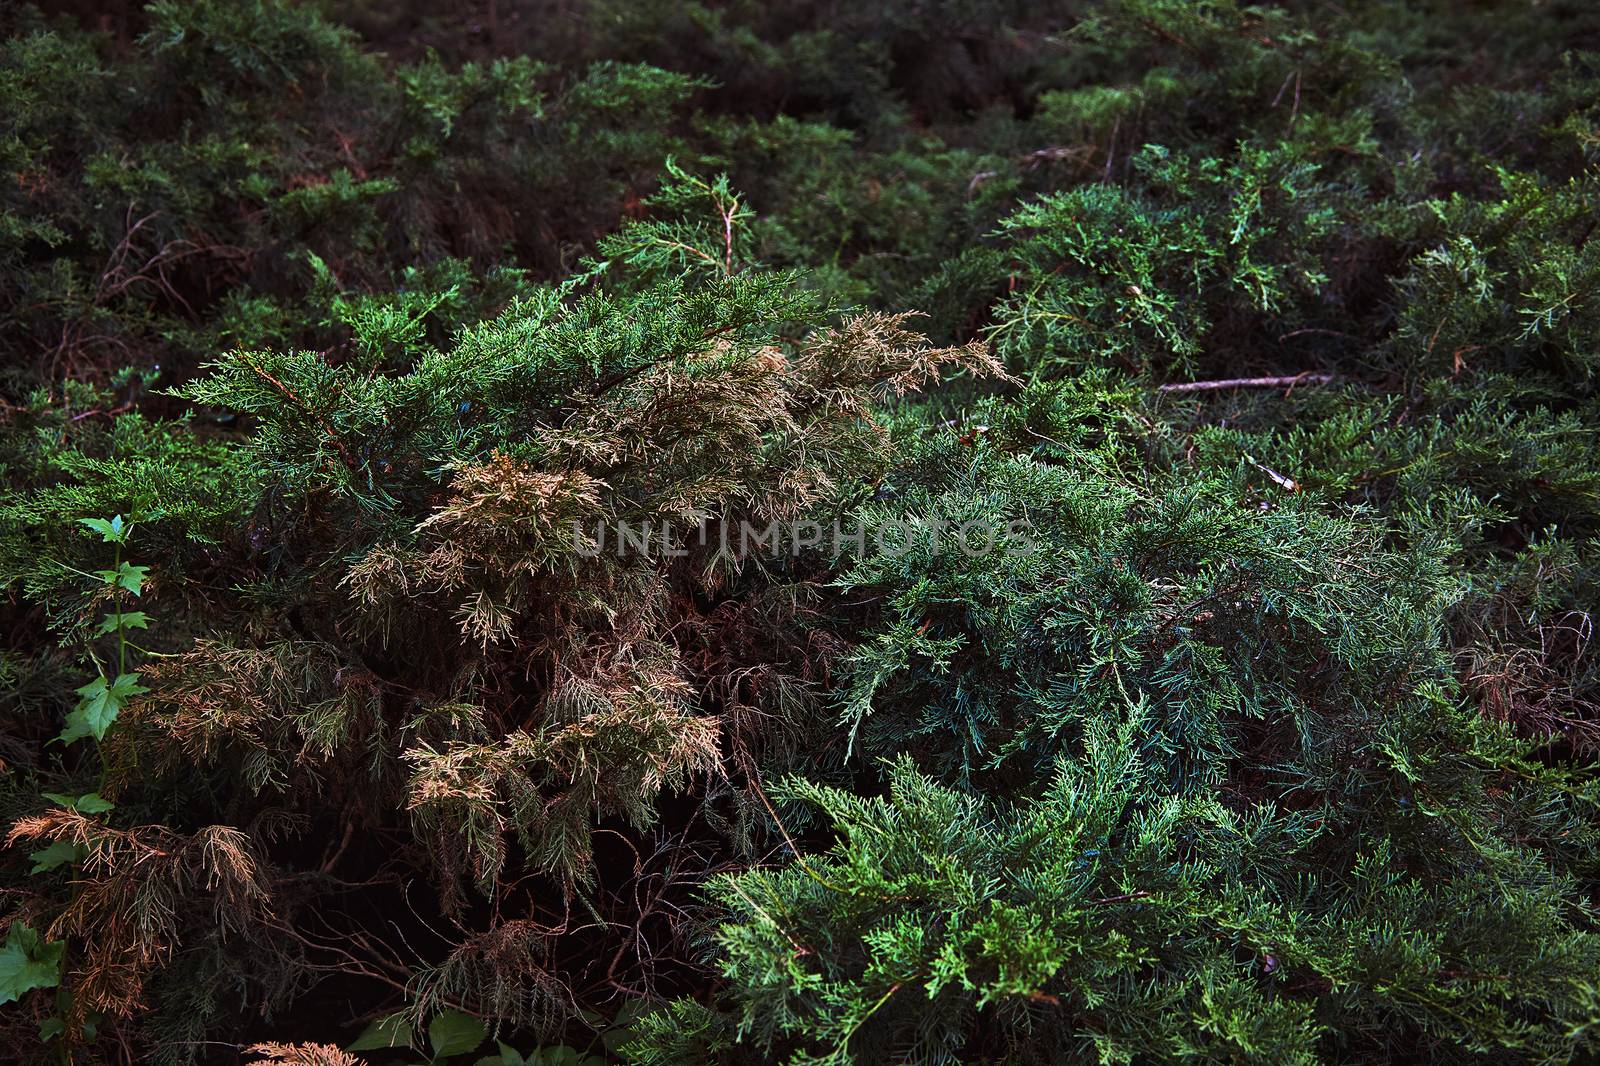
top-left (404, 739), bottom-right (509, 810)
top-left (542, 339), bottom-right (796, 478)
top-left (796, 311), bottom-right (1014, 401)
top-left (340, 541), bottom-right (415, 606)
top-left (405, 659), bottom-right (720, 886)
top-left (246, 1043), bottom-right (364, 1066)
top-left (420, 453), bottom-right (605, 555)
top-left (111, 640), bottom-right (379, 790)
top-left (7, 809), bottom-right (272, 1016)
top-left (455, 589), bottom-right (517, 649)
top-left (412, 919), bottom-right (572, 1030)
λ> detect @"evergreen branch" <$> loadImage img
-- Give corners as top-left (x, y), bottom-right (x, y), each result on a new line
top-left (235, 354), bottom-right (357, 470)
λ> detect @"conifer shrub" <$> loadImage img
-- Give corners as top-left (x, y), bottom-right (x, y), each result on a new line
top-left (4, 1), bottom-right (1600, 1064)
top-left (1, 0), bottom-right (699, 386)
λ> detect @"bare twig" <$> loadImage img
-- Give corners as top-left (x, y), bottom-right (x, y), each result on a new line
top-left (1158, 373), bottom-right (1335, 394)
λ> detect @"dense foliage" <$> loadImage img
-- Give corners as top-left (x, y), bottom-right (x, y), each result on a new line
top-left (3, 1), bottom-right (1600, 1063)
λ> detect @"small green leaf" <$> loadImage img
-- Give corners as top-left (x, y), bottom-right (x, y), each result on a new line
top-left (40, 792), bottom-right (115, 814)
top-left (78, 516), bottom-right (128, 544)
top-left (94, 611), bottom-right (149, 636)
top-left (39, 1016), bottom-right (64, 1042)
top-left (93, 562), bottom-right (150, 595)
top-left (349, 1013), bottom-right (414, 1051)
top-left (0, 923), bottom-right (65, 1006)
top-left (58, 710), bottom-right (91, 746)
top-left (74, 792), bottom-right (115, 814)
top-left (480, 1042), bottom-right (529, 1066)
top-left (475, 1048), bottom-right (517, 1066)
top-left (28, 841), bottom-right (81, 874)
top-left (601, 998), bottom-right (650, 1054)
top-left (429, 1008), bottom-right (487, 1058)
top-left (59, 708), bottom-right (93, 746)
top-left (60, 672), bottom-right (146, 744)
top-left (118, 563), bottom-right (149, 595)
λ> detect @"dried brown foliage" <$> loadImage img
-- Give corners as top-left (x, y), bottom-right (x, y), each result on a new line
top-left (246, 1043), bottom-right (364, 1066)
top-left (6, 809), bottom-right (271, 1017)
